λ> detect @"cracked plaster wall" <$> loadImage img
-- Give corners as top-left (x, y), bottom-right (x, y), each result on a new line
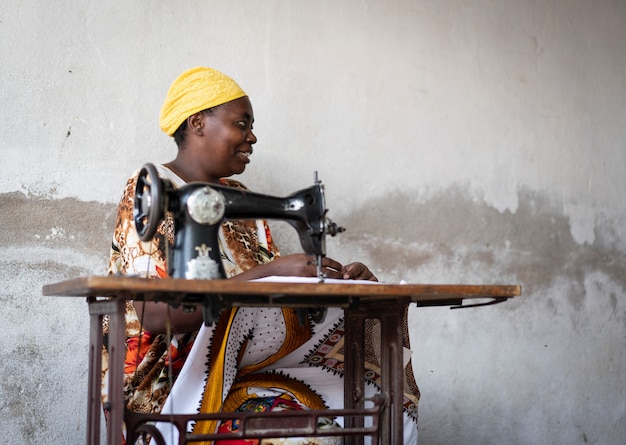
top-left (1, 1), bottom-right (625, 444)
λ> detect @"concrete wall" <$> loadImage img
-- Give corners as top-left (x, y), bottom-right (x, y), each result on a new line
top-left (1, 1), bottom-right (624, 444)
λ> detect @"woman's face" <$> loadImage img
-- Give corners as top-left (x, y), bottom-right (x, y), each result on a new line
top-left (195, 96), bottom-right (257, 182)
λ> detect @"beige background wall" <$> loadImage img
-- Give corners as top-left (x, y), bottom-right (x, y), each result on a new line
top-left (1, 1), bottom-right (624, 444)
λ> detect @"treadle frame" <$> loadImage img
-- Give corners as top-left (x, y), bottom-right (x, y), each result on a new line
top-left (42, 276), bottom-right (521, 445)
top-left (125, 396), bottom-right (383, 444)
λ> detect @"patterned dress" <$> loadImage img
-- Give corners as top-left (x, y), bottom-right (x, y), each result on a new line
top-left (102, 165), bottom-right (420, 444)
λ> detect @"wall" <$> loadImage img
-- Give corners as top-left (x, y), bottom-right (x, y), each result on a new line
top-left (1, 1), bottom-right (624, 444)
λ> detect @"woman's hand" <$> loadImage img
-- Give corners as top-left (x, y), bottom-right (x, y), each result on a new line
top-left (341, 262), bottom-right (378, 281)
top-left (235, 254), bottom-right (345, 280)
top-left (234, 255), bottom-right (377, 281)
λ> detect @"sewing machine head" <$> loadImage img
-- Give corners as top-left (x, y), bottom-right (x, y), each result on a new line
top-left (133, 163), bottom-right (344, 280)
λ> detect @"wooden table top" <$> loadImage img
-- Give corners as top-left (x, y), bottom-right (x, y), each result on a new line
top-left (43, 276), bottom-right (521, 308)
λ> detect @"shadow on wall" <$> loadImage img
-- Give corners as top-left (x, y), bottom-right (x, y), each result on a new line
top-left (322, 185), bottom-right (625, 306)
top-left (0, 191), bottom-right (116, 253)
top-left (6, 183), bottom-right (623, 302)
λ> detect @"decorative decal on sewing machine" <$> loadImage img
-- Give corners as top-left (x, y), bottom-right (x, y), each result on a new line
top-left (186, 244), bottom-right (220, 279)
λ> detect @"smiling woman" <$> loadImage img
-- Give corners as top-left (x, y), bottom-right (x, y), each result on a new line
top-left (101, 66), bottom-right (418, 444)
top-left (166, 96), bottom-right (257, 183)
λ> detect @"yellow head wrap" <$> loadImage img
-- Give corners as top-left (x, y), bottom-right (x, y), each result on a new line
top-left (159, 66), bottom-right (247, 136)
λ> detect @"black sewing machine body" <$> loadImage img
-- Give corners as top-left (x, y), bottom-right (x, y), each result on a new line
top-left (133, 163), bottom-right (343, 281)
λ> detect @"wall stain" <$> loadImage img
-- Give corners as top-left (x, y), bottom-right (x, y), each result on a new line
top-left (0, 191), bottom-right (116, 254)
top-left (3, 187), bottom-right (624, 316)
top-left (330, 185), bottom-right (626, 316)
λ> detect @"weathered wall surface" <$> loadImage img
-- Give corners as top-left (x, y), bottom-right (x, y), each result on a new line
top-left (1, 1), bottom-right (624, 444)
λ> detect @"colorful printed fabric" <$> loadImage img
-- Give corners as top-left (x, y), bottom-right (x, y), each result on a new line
top-left (215, 396), bottom-right (343, 445)
top-left (161, 299), bottom-right (419, 444)
top-left (304, 317), bottom-right (420, 420)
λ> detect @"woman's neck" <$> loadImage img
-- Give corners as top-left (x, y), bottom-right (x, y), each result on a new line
top-left (163, 159), bottom-right (220, 184)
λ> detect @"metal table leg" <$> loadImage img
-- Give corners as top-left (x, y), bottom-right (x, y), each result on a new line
top-left (344, 305), bottom-right (366, 445)
top-left (379, 302), bottom-right (407, 445)
top-left (87, 297), bottom-right (125, 445)
top-left (87, 297), bottom-right (103, 445)
top-left (344, 299), bottom-right (409, 445)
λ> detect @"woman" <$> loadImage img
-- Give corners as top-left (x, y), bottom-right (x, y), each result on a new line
top-left (102, 67), bottom-right (419, 444)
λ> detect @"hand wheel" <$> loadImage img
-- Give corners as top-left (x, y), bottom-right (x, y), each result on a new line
top-left (133, 163), bottom-right (164, 242)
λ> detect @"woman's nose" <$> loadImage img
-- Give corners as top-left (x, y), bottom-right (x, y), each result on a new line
top-left (247, 128), bottom-right (257, 144)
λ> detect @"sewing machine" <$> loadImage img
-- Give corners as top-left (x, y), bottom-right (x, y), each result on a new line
top-left (133, 162), bottom-right (344, 281)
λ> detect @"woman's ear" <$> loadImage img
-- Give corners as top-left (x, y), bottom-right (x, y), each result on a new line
top-left (187, 112), bottom-right (204, 135)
